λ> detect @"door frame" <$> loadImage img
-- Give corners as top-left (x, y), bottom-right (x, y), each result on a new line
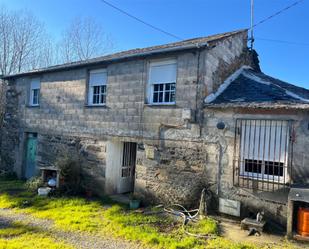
top-left (105, 140), bottom-right (137, 194)
top-left (118, 142), bottom-right (137, 194)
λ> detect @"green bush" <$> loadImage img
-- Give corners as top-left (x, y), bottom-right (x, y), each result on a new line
top-left (56, 156), bottom-right (82, 195)
top-left (0, 171), bottom-right (18, 180)
top-left (25, 176), bottom-right (43, 192)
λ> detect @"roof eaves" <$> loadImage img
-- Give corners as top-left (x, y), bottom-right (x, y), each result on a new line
top-left (2, 29), bottom-right (247, 80)
top-left (204, 101), bottom-right (309, 110)
top-left (2, 42), bottom-right (208, 80)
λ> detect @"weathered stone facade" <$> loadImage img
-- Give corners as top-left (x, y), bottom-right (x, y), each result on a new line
top-left (203, 108), bottom-right (309, 225)
top-left (2, 30), bottom-right (308, 228)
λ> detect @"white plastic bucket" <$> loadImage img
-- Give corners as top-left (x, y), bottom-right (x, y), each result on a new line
top-left (38, 187), bottom-right (51, 196)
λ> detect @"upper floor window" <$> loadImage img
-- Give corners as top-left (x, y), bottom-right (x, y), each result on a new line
top-left (29, 78), bottom-right (40, 106)
top-left (148, 59), bottom-right (177, 105)
top-left (88, 69), bottom-right (107, 106)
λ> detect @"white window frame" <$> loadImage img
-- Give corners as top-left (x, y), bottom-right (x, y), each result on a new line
top-left (239, 120), bottom-right (290, 183)
top-left (88, 69), bottom-right (107, 106)
top-left (148, 59), bottom-right (177, 105)
top-left (29, 78), bottom-right (40, 106)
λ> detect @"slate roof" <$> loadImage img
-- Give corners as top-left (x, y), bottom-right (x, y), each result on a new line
top-left (205, 67), bottom-right (309, 110)
top-left (3, 29), bottom-right (247, 79)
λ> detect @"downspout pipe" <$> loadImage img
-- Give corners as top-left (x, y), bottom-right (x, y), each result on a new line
top-left (216, 142), bottom-right (223, 196)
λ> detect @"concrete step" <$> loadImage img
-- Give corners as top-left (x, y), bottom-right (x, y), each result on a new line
top-left (109, 194), bottom-right (130, 205)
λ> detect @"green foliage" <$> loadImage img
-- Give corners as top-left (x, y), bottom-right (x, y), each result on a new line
top-left (0, 179), bottom-right (25, 193)
top-left (55, 155), bottom-right (82, 195)
top-left (0, 234), bottom-right (73, 249)
top-left (0, 171), bottom-right (18, 180)
top-left (0, 221), bottom-right (74, 249)
top-left (205, 238), bottom-right (257, 249)
top-left (0, 222), bottom-right (38, 238)
top-left (25, 176), bottom-right (44, 192)
top-left (101, 204), bottom-right (217, 249)
top-left (0, 179), bottom-right (302, 249)
top-left (186, 218), bottom-right (218, 235)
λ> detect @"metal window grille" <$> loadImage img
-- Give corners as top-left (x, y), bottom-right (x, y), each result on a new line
top-left (233, 119), bottom-right (294, 191)
top-left (121, 142), bottom-right (137, 177)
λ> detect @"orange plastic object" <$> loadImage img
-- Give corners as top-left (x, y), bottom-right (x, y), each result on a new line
top-left (297, 207), bottom-right (309, 237)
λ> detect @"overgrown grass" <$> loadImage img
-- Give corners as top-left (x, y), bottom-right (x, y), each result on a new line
top-left (0, 221), bottom-right (74, 249)
top-left (0, 181), bottom-right (218, 248)
top-left (101, 204), bottom-right (217, 248)
top-left (0, 179), bottom-right (301, 249)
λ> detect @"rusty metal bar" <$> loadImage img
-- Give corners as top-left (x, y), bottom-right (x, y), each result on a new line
top-left (233, 119), bottom-right (238, 186)
top-left (272, 121), bottom-right (278, 191)
top-left (243, 119), bottom-right (247, 187)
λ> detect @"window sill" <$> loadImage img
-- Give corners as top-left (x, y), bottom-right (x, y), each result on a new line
top-left (84, 104), bottom-right (108, 108)
top-left (239, 174), bottom-right (286, 183)
top-left (26, 105), bottom-right (40, 108)
top-left (145, 103), bottom-right (177, 108)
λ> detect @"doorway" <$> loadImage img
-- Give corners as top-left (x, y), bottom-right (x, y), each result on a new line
top-left (105, 141), bottom-right (137, 194)
top-left (24, 133), bottom-right (38, 179)
top-left (119, 142), bottom-right (137, 193)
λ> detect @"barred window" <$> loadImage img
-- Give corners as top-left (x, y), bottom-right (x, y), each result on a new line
top-left (148, 59), bottom-right (177, 105)
top-left (233, 119), bottom-right (294, 191)
top-left (88, 69), bottom-right (107, 106)
top-left (121, 142), bottom-right (137, 178)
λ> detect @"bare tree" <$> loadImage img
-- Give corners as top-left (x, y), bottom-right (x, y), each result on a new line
top-left (28, 35), bottom-right (56, 70)
top-left (0, 7), bottom-right (50, 75)
top-left (0, 7), bottom-right (55, 167)
top-left (0, 6), bottom-right (16, 75)
top-left (59, 17), bottom-right (114, 63)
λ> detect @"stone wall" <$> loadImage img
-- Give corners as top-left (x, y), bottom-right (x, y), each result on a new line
top-left (135, 140), bottom-right (212, 206)
top-left (203, 108), bottom-right (309, 226)
top-left (0, 31), bottom-right (275, 211)
top-left (36, 134), bottom-right (107, 195)
top-left (1, 31), bottom-right (249, 179)
top-left (2, 29), bottom-right (309, 229)
top-left (1, 79), bottom-right (21, 173)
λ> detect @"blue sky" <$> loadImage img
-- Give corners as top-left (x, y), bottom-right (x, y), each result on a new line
top-left (1, 0), bottom-right (308, 89)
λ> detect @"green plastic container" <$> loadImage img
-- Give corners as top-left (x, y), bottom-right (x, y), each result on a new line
top-left (129, 199), bottom-right (141, 209)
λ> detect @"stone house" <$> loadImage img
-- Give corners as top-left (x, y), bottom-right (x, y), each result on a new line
top-left (1, 29), bottom-right (309, 230)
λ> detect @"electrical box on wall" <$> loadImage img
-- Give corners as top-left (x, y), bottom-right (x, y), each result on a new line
top-left (145, 146), bottom-right (155, 160)
top-left (182, 108), bottom-right (192, 121)
top-left (219, 198), bottom-right (241, 217)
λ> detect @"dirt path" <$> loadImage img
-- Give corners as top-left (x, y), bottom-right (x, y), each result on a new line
top-left (214, 215), bottom-right (306, 248)
top-left (0, 208), bottom-right (144, 249)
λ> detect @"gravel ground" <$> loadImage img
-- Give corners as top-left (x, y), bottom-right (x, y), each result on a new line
top-left (0, 208), bottom-right (144, 249)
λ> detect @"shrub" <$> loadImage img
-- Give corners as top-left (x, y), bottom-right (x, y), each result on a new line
top-left (56, 156), bottom-right (82, 195)
top-left (25, 176), bottom-right (43, 192)
top-left (0, 170), bottom-right (18, 180)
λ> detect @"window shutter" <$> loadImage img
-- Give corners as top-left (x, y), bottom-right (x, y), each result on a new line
top-left (241, 120), bottom-right (289, 163)
top-left (30, 78), bottom-right (40, 105)
top-left (88, 69), bottom-right (107, 105)
top-left (89, 69), bottom-right (107, 87)
top-left (149, 61), bottom-right (177, 84)
top-left (31, 78), bottom-right (40, 89)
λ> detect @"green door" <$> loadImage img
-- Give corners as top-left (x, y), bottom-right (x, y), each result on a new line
top-left (25, 134), bottom-right (37, 179)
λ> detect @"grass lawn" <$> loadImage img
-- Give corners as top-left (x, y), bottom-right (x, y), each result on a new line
top-left (0, 220), bottom-right (74, 249)
top-left (0, 179), bottom-right (299, 249)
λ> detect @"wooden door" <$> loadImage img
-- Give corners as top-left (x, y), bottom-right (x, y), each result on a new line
top-left (25, 134), bottom-right (37, 179)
